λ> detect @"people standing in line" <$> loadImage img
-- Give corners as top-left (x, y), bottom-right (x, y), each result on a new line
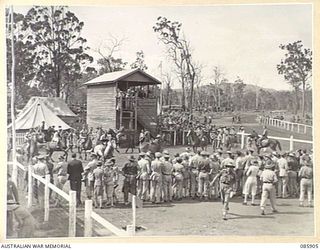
top-left (67, 153), bottom-right (84, 207)
top-left (122, 155), bottom-right (138, 205)
top-left (260, 160), bottom-right (278, 215)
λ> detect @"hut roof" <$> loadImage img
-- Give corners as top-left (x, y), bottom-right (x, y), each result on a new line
top-left (83, 68), bottom-right (161, 86)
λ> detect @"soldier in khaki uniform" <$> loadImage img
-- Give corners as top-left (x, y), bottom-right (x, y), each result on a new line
top-left (211, 158), bottom-right (236, 220)
top-left (93, 161), bottom-right (104, 209)
top-left (137, 152), bottom-right (151, 201)
top-left (260, 160), bottom-right (278, 215)
top-left (173, 157), bottom-right (184, 200)
top-left (197, 151), bottom-right (211, 200)
top-left (208, 154), bottom-right (220, 200)
top-left (122, 155), bottom-right (138, 205)
top-left (150, 152), bottom-right (163, 204)
top-left (162, 154), bottom-right (173, 202)
top-left (298, 158), bottom-right (313, 207)
top-left (181, 154), bottom-right (191, 198)
top-left (189, 149), bottom-right (202, 199)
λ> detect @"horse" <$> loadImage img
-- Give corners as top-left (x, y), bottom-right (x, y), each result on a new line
top-left (46, 134), bottom-right (69, 161)
top-left (149, 139), bottom-right (163, 154)
top-left (256, 138), bottom-right (282, 154)
top-left (186, 129), bottom-right (209, 152)
top-left (225, 134), bottom-right (238, 150)
top-left (77, 136), bottom-right (93, 160)
top-left (139, 131), bottom-right (152, 153)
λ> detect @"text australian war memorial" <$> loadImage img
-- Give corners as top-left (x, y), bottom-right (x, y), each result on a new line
top-left (5, 4), bottom-right (314, 239)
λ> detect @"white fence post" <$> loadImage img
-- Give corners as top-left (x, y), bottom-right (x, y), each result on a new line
top-left (27, 165), bottom-right (33, 208)
top-left (69, 190), bottom-right (77, 237)
top-left (173, 130), bottom-right (176, 146)
top-left (289, 135), bottom-right (294, 151)
top-left (132, 195), bottom-right (136, 236)
top-left (241, 131), bottom-right (245, 149)
top-left (304, 125), bottom-right (307, 134)
top-left (84, 200), bottom-right (93, 237)
top-left (44, 174), bottom-right (50, 222)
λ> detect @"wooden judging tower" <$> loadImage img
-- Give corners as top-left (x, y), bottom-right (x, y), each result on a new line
top-left (84, 69), bottom-right (161, 144)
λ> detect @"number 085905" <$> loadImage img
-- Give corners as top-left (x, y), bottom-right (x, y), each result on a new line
top-left (300, 244), bottom-right (319, 248)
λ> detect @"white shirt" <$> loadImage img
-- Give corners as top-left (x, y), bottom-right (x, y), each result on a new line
top-left (277, 158), bottom-right (288, 177)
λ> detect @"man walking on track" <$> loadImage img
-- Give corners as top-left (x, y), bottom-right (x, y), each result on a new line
top-left (211, 159), bottom-right (236, 220)
top-left (260, 160), bottom-right (278, 215)
top-left (67, 153), bottom-right (84, 207)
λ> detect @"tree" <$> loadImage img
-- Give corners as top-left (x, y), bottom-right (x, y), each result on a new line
top-left (94, 35), bottom-right (127, 74)
top-left (277, 41), bottom-right (312, 116)
top-left (23, 6), bottom-right (93, 98)
top-left (153, 16), bottom-right (199, 114)
top-left (6, 10), bottom-right (42, 108)
top-left (162, 72), bottom-right (173, 105)
top-left (233, 77), bottom-right (246, 111)
top-left (131, 50), bottom-right (148, 71)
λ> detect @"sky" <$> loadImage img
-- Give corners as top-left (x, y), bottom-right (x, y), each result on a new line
top-left (14, 4), bottom-right (313, 90)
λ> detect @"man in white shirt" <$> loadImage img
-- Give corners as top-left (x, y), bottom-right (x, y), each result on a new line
top-left (277, 152), bottom-right (289, 198)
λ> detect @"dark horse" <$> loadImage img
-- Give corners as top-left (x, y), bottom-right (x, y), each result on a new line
top-left (255, 138), bottom-right (282, 154)
top-left (46, 134), bottom-right (69, 161)
top-left (186, 129), bottom-right (209, 153)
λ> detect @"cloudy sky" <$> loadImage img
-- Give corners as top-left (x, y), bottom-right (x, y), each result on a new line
top-left (15, 4), bottom-right (312, 90)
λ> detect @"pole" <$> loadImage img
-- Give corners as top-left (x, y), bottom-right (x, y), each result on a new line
top-left (159, 61), bottom-right (163, 116)
top-left (69, 190), bottom-right (77, 237)
top-left (132, 195), bottom-right (136, 236)
top-left (44, 175), bottom-right (50, 222)
top-left (84, 200), bottom-right (93, 237)
top-left (10, 6), bottom-right (17, 185)
top-left (27, 165), bottom-right (33, 208)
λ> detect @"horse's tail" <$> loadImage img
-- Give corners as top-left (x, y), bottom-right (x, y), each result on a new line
top-left (277, 139), bottom-right (282, 151)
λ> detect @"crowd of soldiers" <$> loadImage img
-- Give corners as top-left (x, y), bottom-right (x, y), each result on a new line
top-left (28, 144), bottom-right (310, 221)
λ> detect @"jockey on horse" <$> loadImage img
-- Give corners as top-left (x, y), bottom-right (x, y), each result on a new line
top-left (256, 126), bottom-right (268, 147)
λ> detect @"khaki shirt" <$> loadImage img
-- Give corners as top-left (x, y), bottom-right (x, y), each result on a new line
top-left (260, 169), bottom-right (278, 183)
top-left (138, 158), bottom-right (150, 175)
top-left (151, 159), bottom-right (163, 174)
top-left (162, 160), bottom-right (173, 175)
top-left (299, 166), bottom-right (313, 179)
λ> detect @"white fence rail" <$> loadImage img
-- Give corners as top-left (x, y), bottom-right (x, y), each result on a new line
top-left (161, 129), bottom-right (312, 151)
top-left (236, 131), bottom-right (312, 151)
top-left (8, 161), bottom-right (133, 238)
top-left (258, 116), bottom-right (312, 134)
